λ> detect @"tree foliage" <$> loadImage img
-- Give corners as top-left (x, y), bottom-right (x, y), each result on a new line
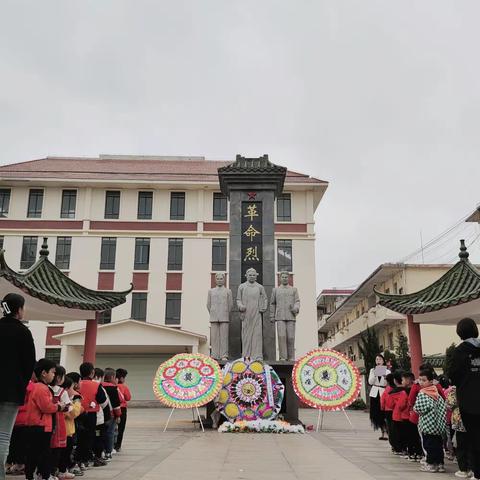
top-left (358, 326), bottom-right (380, 373)
top-left (395, 329), bottom-right (412, 371)
top-left (443, 342), bottom-right (456, 379)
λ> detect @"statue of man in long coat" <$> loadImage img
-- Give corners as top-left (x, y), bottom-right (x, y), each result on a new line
top-left (236, 268), bottom-right (268, 360)
top-left (207, 273), bottom-right (233, 360)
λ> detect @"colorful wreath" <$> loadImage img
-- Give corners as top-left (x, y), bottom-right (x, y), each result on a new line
top-left (215, 357), bottom-right (284, 422)
top-left (153, 353), bottom-right (223, 408)
top-left (292, 349), bottom-right (362, 411)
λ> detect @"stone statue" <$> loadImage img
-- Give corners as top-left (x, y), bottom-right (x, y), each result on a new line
top-left (270, 271), bottom-right (300, 361)
top-left (207, 273), bottom-right (233, 360)
top-left (236, 268), bottom-right (268, 360)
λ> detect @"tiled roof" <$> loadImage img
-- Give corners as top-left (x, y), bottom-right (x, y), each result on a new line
top-left (0, 155), bottom-right (326, 184)
top-left (218, 154), bottom-right (287, 175)
top-left (375, 240), bottom-right (480, 315)
top-left (0, 238), bottom-right (132, 311)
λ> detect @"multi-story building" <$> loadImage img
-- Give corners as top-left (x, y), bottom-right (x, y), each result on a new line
top-left (318, 263), bottom-right (460, 369)
top-left (0, 155), bottom-right (327, 400)
top-left (316, 289), bottom-right (353, 344)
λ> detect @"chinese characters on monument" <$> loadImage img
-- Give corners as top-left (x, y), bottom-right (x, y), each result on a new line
top-left (241, 200), bottom-right (263, 284)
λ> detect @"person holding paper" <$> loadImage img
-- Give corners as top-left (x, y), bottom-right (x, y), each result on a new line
top-left (369, 354), bottom-right (390, 440)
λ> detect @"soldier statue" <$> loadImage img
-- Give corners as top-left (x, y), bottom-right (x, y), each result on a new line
top-left (270, 271), bottom-right (300, 361)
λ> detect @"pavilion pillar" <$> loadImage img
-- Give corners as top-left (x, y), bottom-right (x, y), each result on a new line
top-left (83, 315), bottom-right (98, 364)
top-left (407, 314), bottom-right (423, 375)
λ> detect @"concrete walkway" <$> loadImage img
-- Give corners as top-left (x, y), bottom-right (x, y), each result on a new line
top-left (74, 408), bottom-right (457, 480)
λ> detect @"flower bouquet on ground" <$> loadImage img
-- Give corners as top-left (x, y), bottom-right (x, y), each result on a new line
top-left (218, 419), bottom-right (305, 434)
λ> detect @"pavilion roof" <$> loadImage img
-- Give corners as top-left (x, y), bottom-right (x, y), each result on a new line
top-left (375, 240), bottom-right (480, 315)
top-left (0, 238), bottom-right (132, 311)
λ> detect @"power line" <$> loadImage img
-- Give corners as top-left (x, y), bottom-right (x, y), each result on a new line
top-left (398, 211), bottom-right (473, 263)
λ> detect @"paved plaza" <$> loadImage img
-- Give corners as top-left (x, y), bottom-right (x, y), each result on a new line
top-left (43, 408), bottom-right (455, 480)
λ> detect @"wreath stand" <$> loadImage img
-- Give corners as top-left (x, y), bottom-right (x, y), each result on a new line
top-left (315, 408), bottom-right (355, 433)
top-left (163, 406), bottom-right (205, 433)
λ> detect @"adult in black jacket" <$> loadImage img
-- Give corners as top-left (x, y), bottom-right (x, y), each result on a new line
top-left (450, 317), bottom-right (480, 480)
top-left (0, 293), bottom-right (35, 480)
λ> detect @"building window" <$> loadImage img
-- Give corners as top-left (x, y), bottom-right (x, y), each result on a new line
top-left (277, 239), bottom-right (293, 272)
top-left (0, 236), bottom-right (3, 250)
top-left (100, 237), bottom-right (117, 270)
top-left (165, 293), bottom-right (181, 325)
top-left (213, 193), bottom-right (227, 221)
top-left (134, 238), bottom-right (150, 270)
top-left (45, 348), bottom-right (61, 364)
top-left (55, 237), bottom-right (72, 270)
top-left (131, 293), bottom-right (147, 321)
top-left (98, 309), bottom-right (112, 325)
top-left (277, 193), bottom-right (291, 222)
top-left (0, 189), bottom-right (11, 217)
top-left (399, 287), bottom-right (404, 295)
top-left (212, 239), bottom-right (227, 271)
top-left (60, 190), bottom-right (77, 219)
top-left (104, 191), bottom-right (120, 219)
top-left (137, 191), bottom-right (153, 220)
top-left (27, 189), bottom-right (44, 218)
top-left (20, 236), bottom-right (38, 269)
top-left (168, 238), bottom-right (183, 270)
top-left (170, 192), bottom-right (185, 220)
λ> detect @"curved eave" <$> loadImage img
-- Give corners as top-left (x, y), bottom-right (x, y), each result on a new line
top-left (0, 250), bottom-right (132, 311)
top-left (374, 259), bottom-right (480, 315)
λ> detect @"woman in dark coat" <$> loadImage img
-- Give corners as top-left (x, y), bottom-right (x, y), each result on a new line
top-left (450, 318), bottom-right (480, 480)
top-left (0, 293), bottom-right (35, 480)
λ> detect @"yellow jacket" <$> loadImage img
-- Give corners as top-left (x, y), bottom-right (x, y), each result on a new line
top-left (65, 399), bottom-right (83, 437)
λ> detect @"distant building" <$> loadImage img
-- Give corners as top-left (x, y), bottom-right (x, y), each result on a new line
top-left (317, 289), bottom-right (353, 344)
top-left (318, 264), bottom-right (460, 369)
top-left (0, 155), bottom-right (327, 400)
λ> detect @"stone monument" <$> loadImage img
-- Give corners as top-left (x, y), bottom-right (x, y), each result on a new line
top-left (270, 271), bottom-right (300, 361)
top-left (218, 154), bottom-right (286, 361)
top-left (236, 268), bottom-right (268, 360)
top-left (206, 273), bottom-right (233, 360)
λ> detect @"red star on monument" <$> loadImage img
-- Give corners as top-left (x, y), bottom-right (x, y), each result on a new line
top-left (247, 192), bottom-right (257, 200)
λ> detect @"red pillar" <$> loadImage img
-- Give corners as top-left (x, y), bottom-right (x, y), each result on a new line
top-left (83, 316), bottom-right (98, 364)
top-left (407, 314), bottom-right (423, 376)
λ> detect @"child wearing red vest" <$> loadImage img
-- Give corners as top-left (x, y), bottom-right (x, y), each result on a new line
top-left (50, 366), bottom-right (73, 479)
top-left (114, 368), bottom-right (131, 453)
top-left (391, 371), bottom-right (409, 457)
top-left (25, 359), bottom-right (66, 480)
top-left (102, 368), bottom-right (122, 460)
top-left (381, 374), bottom-right (396, 452)
top-left (386, 371), bottom-right (408, 455)
top-left (401, 372), bottom-right (423, 461)
top-left (77, 362), bottom-right (107, 468)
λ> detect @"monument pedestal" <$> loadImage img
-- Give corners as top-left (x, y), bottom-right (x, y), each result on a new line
top-left (205, 360), bottom-right (300, 428)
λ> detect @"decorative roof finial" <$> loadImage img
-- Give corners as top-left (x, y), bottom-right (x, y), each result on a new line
top-left (39, 237), bottom-right (49, 257)
top-left (459, 239), bottom-right (469, 260)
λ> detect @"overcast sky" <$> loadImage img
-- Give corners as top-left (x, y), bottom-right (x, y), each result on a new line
top-left (1, 1), bottom-right (479, 292)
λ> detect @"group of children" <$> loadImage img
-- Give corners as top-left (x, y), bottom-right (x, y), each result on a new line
top-left (380, 364), bottom-right (472, 476)
top-left (5, 359), bottom-right (132, 480)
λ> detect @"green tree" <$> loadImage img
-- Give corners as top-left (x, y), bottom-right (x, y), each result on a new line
top-left (384, 349), bottom-right (398, 371)
top-left (358, 326), bottom-right (380, 373)
top-left (443, 343), bottom-right (456, 379)
top-left (395, 329), bottom-right (411, 371)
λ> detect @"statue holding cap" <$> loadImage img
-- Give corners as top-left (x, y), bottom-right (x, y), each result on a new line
top-left (207, 273), bottom-right (233, 360)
